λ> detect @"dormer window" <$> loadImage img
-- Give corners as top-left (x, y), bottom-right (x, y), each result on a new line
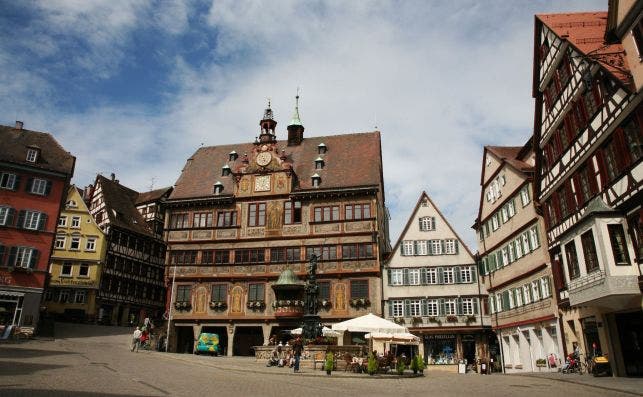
top-left (229, 151), bottom-right (238, 161)
top-left (311, 174), bottom-right (321, 187)
top-left (318, 143), bottom-right (327, 154)
top-left (222, 165), bottom-right (231, 176)
top-left (213, 181), bottom-right (224, 194)
top-left (26, 148), bottom-right (39, 163)
top-left (315, 157), bottom-right (324, 170)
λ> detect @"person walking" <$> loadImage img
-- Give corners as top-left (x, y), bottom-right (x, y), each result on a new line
top-left (131, 327), bottom-right (142, 352)
top-left (292, 336), bottom-right (303, 373)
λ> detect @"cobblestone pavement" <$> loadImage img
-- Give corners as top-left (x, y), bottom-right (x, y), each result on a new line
top-left (0, 323), bottom-right (640, 397)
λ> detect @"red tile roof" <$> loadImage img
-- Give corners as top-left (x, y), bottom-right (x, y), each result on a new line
top-left (0, 125), bottom-right (75, 176)
top-left (170, 132), bottom-right (383, 200)
top-left (136, 186), bottom-right (173, 205)
top-left (485, 146), bottom-right (533, 173)
top-left (537, 12), bottom-right (632, 90)
top-left (96, 175), bottom-right (153, 236)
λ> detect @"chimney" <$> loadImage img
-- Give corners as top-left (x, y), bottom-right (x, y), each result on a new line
top-left (15, 121), bottom-right (23, 130)
top-left (111, 173), bottom-right (116, 181)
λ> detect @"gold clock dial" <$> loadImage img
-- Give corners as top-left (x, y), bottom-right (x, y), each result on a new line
top-left (256, 152), bottom-right (272, 166)
top-left (254, 175), bottom-right (271, 192)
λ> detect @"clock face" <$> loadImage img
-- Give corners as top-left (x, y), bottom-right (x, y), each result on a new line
top-left (254, 175), bottom-right (271, 192)
top-left (256, 151), bottom-right (272, 166)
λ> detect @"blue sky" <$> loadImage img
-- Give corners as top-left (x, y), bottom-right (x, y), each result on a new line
top-left (0, 0), bottom-right (606, 248)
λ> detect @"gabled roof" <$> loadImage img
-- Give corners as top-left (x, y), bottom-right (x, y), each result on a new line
top-left (136, 186), bottom-right (173, 205)
top-left (388, 191), bottom-right (475, 260)
top-left (95, 175), bottom-right (152, 236)
top-left (535, 12), bottom-right (632, 92)
top-left (0, 124), bottom-right (75, 176)
top-left (170, 132), bottom-right (383, 200)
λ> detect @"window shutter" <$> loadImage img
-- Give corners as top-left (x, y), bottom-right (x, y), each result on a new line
top-left (387, 269), bottom-right (392, 285)
top-left (38, 214), bottom-right (48, 231)
top-left (6, 208), bottom-right (15, 226)
top-left (440, 240), bottom-right (445, 254)
top-left (29, 249), bottom-right (39, 268)
top-left (533, 226), bottom-right (540, 246)
top-left (502, 291), bottom-right (510, 309)
top-left (26, 178), bottom-right (33, 193)
top-left (413, 241), bottom-right (419, 256)
top-left (478, 260), bottom-right (485, 275)
top-left (421, 299), bottom-right (428, 316)
top-left (403, 268), bottom-right (409, 285)
top-left (427, 240), bottom-right (433, 255)
top-left (44, 181), bottom-right (52, 196)
top-left (457, 298), bottom-right (463, 315)
top-left (431, 217), bottom-right (436, 230)
top-left (420, 268), bottom-right (428, 284)
top-left (545, 277), bottom-right (552, 297)
top-left (439, 298), bottom-right (445, 316)
top-left (473, 298), bottom-right (479, 315)
top-left (0, 245), bottom-right (4, 266)
top-left (454, 267), bottom-right (461, 283)
top-left (13, 175), bottom-right (20, 190)
top-left (418, 218), bottom-right (422, 230)
top-left (470, 265), bottom-right (477, 282)
top-left (8, 247), bottom-right (17, 266)
top-left (437, 267), bottom-right (444, 284)
top-left (387, 301), bottom-right (392, 317)
top-left (404, 300), bottom-right (411, 317)
top-left (454, 240), bottom-right (459, 254)
top-left (537, 280), bottom-right (543, 299)
top-left (17, 210), bottom-right (26, 228)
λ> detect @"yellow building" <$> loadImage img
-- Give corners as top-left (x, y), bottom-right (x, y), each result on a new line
top-left (44, 185), bottom-right (107, 322)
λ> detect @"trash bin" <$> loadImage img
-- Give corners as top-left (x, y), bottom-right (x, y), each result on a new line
top-left (480, 362), bottom-right (487, 374)
top-left (458, 363), bottom-right (466, 374)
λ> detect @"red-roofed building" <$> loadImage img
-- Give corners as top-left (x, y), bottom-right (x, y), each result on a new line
top-left (533, 6), bottom-right (642, 377)
top-left (164, 99), bottom-right (391, 356)
top-left (0, 122), bottom-right (75, 331)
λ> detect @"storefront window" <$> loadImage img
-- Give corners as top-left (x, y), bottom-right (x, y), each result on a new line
top-left (424, 334), bottom-right (456, 364)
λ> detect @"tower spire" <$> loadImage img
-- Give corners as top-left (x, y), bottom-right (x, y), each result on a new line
top-left (287, 88), bottom-right (305, 146)
top-left (259, 97), bottom-right (277, 144)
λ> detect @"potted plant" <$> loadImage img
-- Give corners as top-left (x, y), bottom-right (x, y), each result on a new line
top-left (324, 351), bottom-right (334, 375)
top-left (536, 358), bottom-right (547, 367)
top-left (411, 354), bottom-right (425, 374)
top-left (367, 352), bottom-right (378, 375)
top-left (446, 315), bottom-right (458, 322)
top-left (396, 356), bottom-right (406, 375)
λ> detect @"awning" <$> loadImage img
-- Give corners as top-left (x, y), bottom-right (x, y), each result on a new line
top-left (0, 291), bottom-right (25, 298)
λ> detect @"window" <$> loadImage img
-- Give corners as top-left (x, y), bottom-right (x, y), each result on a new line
top-left (75, 290), bottom-right (86, 304)
top-left (221, 165), bottom-right (231, 177)
top-left (508, 242), bottom-right (515, 263)
top-left (284, 201), bottom-right (302, 224)
top-left (211, 284), bottom-right (227, 302)
top-left (58, 216), bottom-right (67, 227)
top-left (520, 186), bottom-right (531, 206)
top-left (248, 283), bottom-right (265, 301)
top-left (443, 267), bottom-right (454, 284)
top-left (10, 247), bottom-right (37, 268)
top-left (444, 239), bottom-right (457, 255)
top-left (216, 211), bottom-right (237, 227)
top-left (390, 269), bottom-right (403, 285)
top-left (234, 249), bottom-right (265, 264)
top-left (306, 245), bottom-right (337, 261)
top-left (319, 281), bottom-right (330, 300)
top-left (426, 268), bottom-right (437, 284)
top-left (501, 247), bottom-right (509, 266)
top-left (501, 206), bottom-right (509, 223)
top-left (70, 216), bottom-right (80, 228)
top-left (460, 267), bottom-right (472, 283)
top-left (415, 240), bottom-right (428, 255)
top-left (633, 18), bottom-right (643, 57)
top-left (214, 250), bottom-right (231, 264)
top-left (427, 299), bottom-right (439, 316)
top-left (515, 237), bottom-right (523, 258)
top-left (59, 290), bottom-right (70, 303)
top-left (529, 226), bottom-right (540, 249)
top-left (79, 264), bottom-right (89, 277)
top-left (248, 203), bottom-right (266, 227)
top-left (55, 234), bottom-right (66, 249)
top-left (170, 213), bottom-right (189, 228)
top-left (491, 214), bottom-right (499, 231)
top-left (0, 206), bottom-right (14, 226)
top-left (507, 200), bottom-right (516, 217)
top-left (461, 298), bottom-right (475, 315)
top-left (522, 232), bottom-right (530, 254)
top-left (26, 148), bottom-right (38, 162)
top-left (0, 172), bottom-right (18, 190)
top-left (408, 269), bottom-right (420, 285)
top-left (419, 216), bottom-right (435, 231)
top-left (350, 280), bottom-right (369, 299)
top-left (401, 240), bottom-right (414, 256)
top-left (176, 285), bottom-right (191, 302)
top-left (623, 116), bottom-right (643, 163)
top-left (531, 281), bottom-right (541, 301)
top-left (20, 210), bottom-right (47, 230)
top-left (540, 277), bottom-right (551, 298)
top-left (581, 230), bottom-right (600, 273)
top-left (171, 250), bottom-right (198, 264)
top-left (565, 241), bottom-right (580, 280)
top-left (85, 237), bottom-right (96, 251)
top-left (201, 250), bottom-right (214, 264)
top-left (608, 224), bottom-right (630, 265)
top-left (523, 284), bottom-right (532, 304)
top-left (313, 205), bottom-right (339, 222)
top-left (28, 178), bottom-right (50, 195)
top-left (430, 240), bottom-right (442, 255)
top-left (514, 288), bottom-right (523, 307)
top-left (444, 298), bottom-right (457, 315)
top-left (392, 300), bottom-right (404, 317)
top-left (342, 243), bottom-right (373, 260)
top-left (345, 203), bottom-right (371, 220)
top-left (61, 262), bottom-right (73, 276)
top-left (409, 299), bottom-right (421, 316)
top-left (70, 236), bottom-right (80, 250)
top-left (193, 212), bottom-right (213, 228)
top-left (496, 294), bottom-right (503, 312)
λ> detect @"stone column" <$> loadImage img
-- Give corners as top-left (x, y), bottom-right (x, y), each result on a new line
top-left (227, 324), bottom-right (235, 357)
top-left (261, 324), bottom-right (272, 346)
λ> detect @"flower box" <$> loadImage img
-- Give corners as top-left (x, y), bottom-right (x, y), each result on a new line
top-left (446, 315), bottom-right (458, 322)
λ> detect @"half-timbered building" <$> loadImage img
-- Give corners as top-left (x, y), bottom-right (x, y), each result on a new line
top-left (533, 9), bottom-right (643, 376)
top-left (474, 142), bottom-right (562, 373)
top-left (164, 99), bottom-right (391, 356)
top-left (384, 191), bottom-right (490, 370)
top-left (87, 174), bottom-right (169, 325)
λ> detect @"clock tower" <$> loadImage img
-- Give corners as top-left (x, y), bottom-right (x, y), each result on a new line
top-left (259, 100), bottom-right (277, 144)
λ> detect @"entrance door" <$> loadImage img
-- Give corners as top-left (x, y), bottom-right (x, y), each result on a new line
top-left (616, 311), bottom-right (643, 377)
top-left (233, 326), bottom-right (264, 356)
top-left (176, 326), bottom-right (195, 354)
top-left (462, 335), bottom-right (476, 366)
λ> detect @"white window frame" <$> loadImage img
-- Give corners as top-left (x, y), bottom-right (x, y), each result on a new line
top-left (61, 262), bottom-right (73, 276)
top-left (74, 290), bottom-right (86, 304)
top-left (26, 148), bottom-right (38, 162)
top-left (460, 267), bottom-right (472, 283)
top-left (55, 235), bottom-right (66, 249)
top-left (520, 186), bottom-right (531, 207)
top-left (523, 284), bottom-right (532, 304)
top-left (426, 268), bottom-right (437, 284)
top-left (491, 214), bottom-right (499, 231)
top-left (79, 264), bottom-right (89, 277)
top-left (530, 226), bottom-right (540, 249)
top-left (23, 211), bottom-right (43, 230)
top-left (0, 172), bottom-right (17, 189)
top-left (71, 216), bottom-right (81, 228)
top-left (427, 299), bottom-right (439, 316)
top-left (522, 233), bottom-right (530, 253)
top-left (496, 294), bottom-right (503, 312)
top-left (515, 237), bottom-right (523, 258)
top-left (430, 240), bottom-right (442, 255)
top-left (508, 243), bottom-right (515, 263)
top-left (14, 247), bottom-right (35, 268)
top-left (392, 300), bottom-right (404, 317)
top-left (501, 206), bottom-right (509, 223)
top-left (70, 236), bottom-right (81, 250)
top-left (508, 290), bottom-right (515, 309)
top-left (461, 298), bottom-right (474, 315)
top-left (30, 178), bottom-right (48, 195)
top-left (419, 216), bottom-right (435, 231)
top-left (531, 281), bottom-right (541, 301)
top-left (85, 237), bottom-right (96, 251)
top-left (416, 240), bottom-right (428, 255)
top-left (409, 299), bottom-right (421, 317)
top-left (443, 267), bottom-right (454, 284)
top-left (408, 269), bottom-right (420, 285)
top-left (444, 298), bottom-right (457, 315)
top-left (58, 216), bottom-right (67, 227)
top-left (0, 206), bottom-right (10, 225)
top-left (59, 289), bottom-right (70, 303)
top-left (540, 277), bottom-right (551, 298)
top-left (515, 288), bottom-right (523, 307)
top-left (402, 240), bottom-right (414, 256)
top-left (501, 247), bottom-right (509, 266)
top-left (444, 239), bottom-right (457, 255)
top-left (391, 269), bottom-right (403, 285)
